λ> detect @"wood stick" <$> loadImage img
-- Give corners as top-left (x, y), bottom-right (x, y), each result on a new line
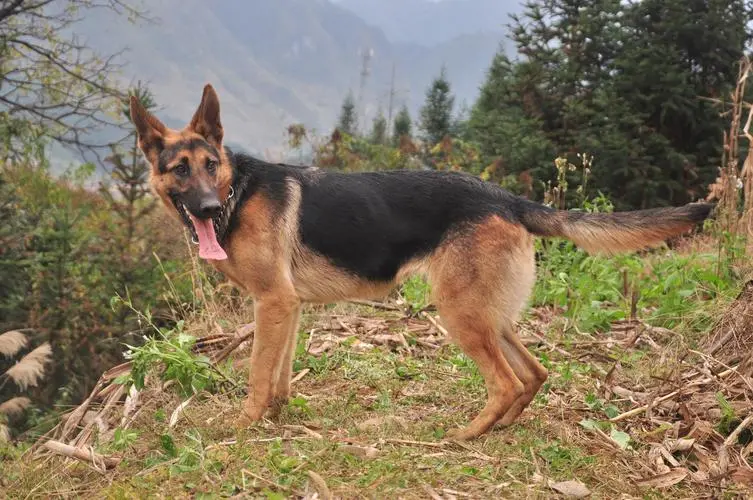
top-left (58, 379), bottom-right (106, 442)
top-left (281, 424), bottom-right (323, 440)
top-left (723, 413), bottom-right (753, 447)
top-left (42, 439), bottom-right (120, 470)
top-left (381, 438), bottom-right (444, 449)
top-left (442, 488), bottom-right (473, 497)
top-left (212, 331), bottom-right (255, 364)
top-left (291, 368), bottom-right (310, 385)
top-left (307, 471), bottom-right (333, 500)
top-left (420, 312), bottom-right (449, 336)
top-left (169, 395), bottom-right (195, 428)
top-left (422, 484), bottom-right (444, 500)
top-left (336, 319), bottom-right (357, 336)
top-left (525, 329), bottom-right (571, 358)
top-left (73, 384), bottom-right (126, 448)
top-left (610, 390), bottom-right (680, 422)
top-left (349, 299), bottom-right (400, 311)
top-left (705, 328), bottom-right (737, 356)
top-left (101, 361), bottom-right (132, 383)
top-left (688, 349), bottom-right (753, 393)
top-left (242, 468), bottom-right (303, 496)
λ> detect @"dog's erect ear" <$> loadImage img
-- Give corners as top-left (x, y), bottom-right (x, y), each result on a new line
top-left (189, 84), bottom-right (224, 146)
top-left (129, 95), bottom-right (166, 158)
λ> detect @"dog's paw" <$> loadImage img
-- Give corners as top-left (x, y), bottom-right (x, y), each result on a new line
top-left (267, 396), bottom-right (289, 420)
top-left (233, 413), bottom-right (255, 430)
top-left (444, 426), bottom-right (479, 442)
top-left (236, 400), bottom-right (267, 428)
top-left (234, 409), bottom-right (260, 429)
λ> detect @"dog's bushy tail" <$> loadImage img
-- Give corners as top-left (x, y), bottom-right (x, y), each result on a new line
top-left (517, 200), bottom-right (714, 254)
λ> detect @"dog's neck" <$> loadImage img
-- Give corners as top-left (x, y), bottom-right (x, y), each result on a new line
top-left (212, 154), bottom-right (251, 247)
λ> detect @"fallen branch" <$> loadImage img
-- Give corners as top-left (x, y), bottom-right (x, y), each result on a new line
top-left (441, 487), bottom-right (473, 497)
top-left (381, 438), bottom-right (444, 449)
top-left (42, 440), bottom-right (120, 471)
top-left (242, 468), bottom-right (303, 496)
top-left (450, 440), bottom-right (497, 462)
top-left (169, 395), bottom-right (195, 428)
top-left (337, 319), bottom-right (357, 336)
top-left (281, 424), bottom-right (323, 440)
top-left (349, 299), bottom-right (401, 311)
top-left (422, 484), bottom-right (444, 500)
top-left (307, 470), bottom-right (333, 500)
top-left (724, 414), bottom-right (753, 448)
top-left (688, 349), bottom-right (753, 394)
top-left (420, 312), bottom-right (449, 337)
top-left (211, 328), bottom-right (255, 364)
top-left (525, 329), bottom-right (571, 358)
top-left (705, 327), bottom-right (737, 357)
top-left (610, 391), bottom-right (680, 422)
top-left (291, 368), bottom-right (310, 385)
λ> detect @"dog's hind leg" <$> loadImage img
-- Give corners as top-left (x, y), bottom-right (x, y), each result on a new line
top-left (497, 329), bottom-right (548, 427)
top-left (240, 291), bottom-right (301, 425)
top-left (437, 308), bottom-right (524, 440)
top-left (428, 216), bottom-right (536, 440)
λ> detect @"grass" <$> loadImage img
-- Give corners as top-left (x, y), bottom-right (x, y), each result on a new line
top-left (2, 329), bottom-right (639, 498)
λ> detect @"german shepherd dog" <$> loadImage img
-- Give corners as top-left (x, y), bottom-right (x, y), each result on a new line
top-left (130, 84), bottom-right (713, 440)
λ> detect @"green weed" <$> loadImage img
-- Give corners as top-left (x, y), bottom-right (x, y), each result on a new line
top-left (400, 275), bottom-right (431, 313)
top-left (118, 322), bottom-right (224, 397)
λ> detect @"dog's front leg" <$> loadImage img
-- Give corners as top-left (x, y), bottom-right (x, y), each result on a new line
top-left (241, 292), bottom-right (300, 424)
top-left (269, 304), bottom-right (302, 417)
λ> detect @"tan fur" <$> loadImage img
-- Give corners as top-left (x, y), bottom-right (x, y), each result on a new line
top-left (522, 205), bottom-right (709, 255)
top-left (563, 219), bottom-right (699, 255)
top-left (150, 132), bottom-right (232, 208)
top-left (425, 217), bottom-right (539, 439)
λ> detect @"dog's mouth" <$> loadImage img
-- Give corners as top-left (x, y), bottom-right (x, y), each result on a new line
top-left (172, 196), bottom-right (198, 241)
top-left (170, 194), bottom-right (228, 261)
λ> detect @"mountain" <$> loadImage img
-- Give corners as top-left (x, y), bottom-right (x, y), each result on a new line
top-left (53, 0), bottom-right (514, 170)
top-left (336, 0), bottom-right (522, 46)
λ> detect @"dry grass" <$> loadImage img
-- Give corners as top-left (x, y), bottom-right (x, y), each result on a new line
top-left (703, 280), bottom-right (753, 364)
top-left (708, 55), bottom-right (753, 251)
top-left (3, 294), bottom-right (752, 499)
top-left (0, 330), bottom-right (29, 358)
top-left (4, 342), bottom-right (53, 391)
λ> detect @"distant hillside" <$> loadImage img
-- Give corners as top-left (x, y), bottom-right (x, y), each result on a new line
top-left (52, 0), bottom-right (513, 170)
top-left (336, 0), bottom-right (521, 46)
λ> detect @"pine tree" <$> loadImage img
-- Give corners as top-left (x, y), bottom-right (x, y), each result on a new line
top-left (468, 50), bottom-right (554, 189)
top-left (474, 0), bottom-right (752, 209)
top-left (337, 91), bottom-right (358, 136)
top-left (419, 66), bottom-right (455, 146)
top-left (607, 0), bottom-right (751, 208)
top-left (392, 105), bottom-right (412, 146)
top-left (99, 82), bottom-right (160, 308)
top-left (369, 109), bottom-right (388, 145)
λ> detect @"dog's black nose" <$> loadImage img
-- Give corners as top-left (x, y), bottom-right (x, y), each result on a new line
top-left (199, 200), bottom-right (222, 219)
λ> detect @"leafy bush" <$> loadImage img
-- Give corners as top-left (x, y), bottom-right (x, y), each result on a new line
top-left (531, 156), bottom-right (739, 334)
top-left (0, 161), bottom-right (195, 428)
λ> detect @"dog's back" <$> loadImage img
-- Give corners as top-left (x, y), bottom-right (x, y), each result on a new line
top-left (236, 154), bottom-right (713, 284)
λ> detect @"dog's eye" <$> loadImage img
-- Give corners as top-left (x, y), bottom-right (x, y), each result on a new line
top-left (174, 164), bottom-right (189, 177)
top-left (207, 159), bottom-right (218, 175)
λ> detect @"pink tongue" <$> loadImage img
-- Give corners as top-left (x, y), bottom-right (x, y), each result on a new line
top-left (189, 214), bottom-right (228, 260)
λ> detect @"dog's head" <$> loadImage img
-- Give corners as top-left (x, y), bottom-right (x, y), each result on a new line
top-left (130, 84), bottom-right (232, 260)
